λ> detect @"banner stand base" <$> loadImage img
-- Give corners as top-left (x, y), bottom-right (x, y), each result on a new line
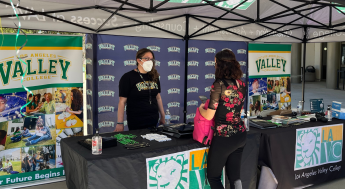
top-left (3, 176), bottom-right (66, 189)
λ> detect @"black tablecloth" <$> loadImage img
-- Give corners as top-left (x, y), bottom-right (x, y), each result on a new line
top-left (252, 119), bottom-right (345, 189)
top-left (61, 129), bottom-right (260, 189)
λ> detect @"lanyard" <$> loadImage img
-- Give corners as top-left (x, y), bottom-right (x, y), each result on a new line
top-left (137, 69), bottom-right (152, 105)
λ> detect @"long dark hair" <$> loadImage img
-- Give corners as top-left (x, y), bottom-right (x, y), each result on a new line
top-left (71, 89), bottom-right (83, 111)
top-left (136, 48), bottom-right (160, 83)
top-left (215, 49), bottom-right (243, 80)
top-left (33, 95), bottom-right (40, 104)
top-left (15, 127), bottom-right (20, 132)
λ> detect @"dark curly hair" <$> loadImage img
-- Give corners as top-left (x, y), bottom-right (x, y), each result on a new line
top-left (71, 89), bottom-right (83, 111)
top-left (215, 49), bottom-right (243, 80)
top-left (136, 48), bottom-right (160, 83)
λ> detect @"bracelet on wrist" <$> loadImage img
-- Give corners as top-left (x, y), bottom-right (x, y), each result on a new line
top-left (117, 122), bottom-right (124, 125)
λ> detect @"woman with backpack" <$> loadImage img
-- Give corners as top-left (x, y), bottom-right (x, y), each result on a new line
top-left (199, 49), bottom-right (247, 189)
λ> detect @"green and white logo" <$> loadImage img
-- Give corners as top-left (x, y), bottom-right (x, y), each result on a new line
top-left (155, 0), bottom-right (256, 10)
top-left (295, 124), bottom-right (343, 170)
top-left (147, 152), bottom-right (189, 189)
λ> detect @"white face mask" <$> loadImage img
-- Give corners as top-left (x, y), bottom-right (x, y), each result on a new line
top-left (140, 60), bottom-right (153, 72)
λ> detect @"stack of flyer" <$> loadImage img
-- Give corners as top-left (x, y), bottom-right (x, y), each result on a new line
top-left (332, 101), bottom-right (342, 119)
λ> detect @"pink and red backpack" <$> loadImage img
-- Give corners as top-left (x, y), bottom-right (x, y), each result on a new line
top-left (193, 99), bottom-right (215, 146)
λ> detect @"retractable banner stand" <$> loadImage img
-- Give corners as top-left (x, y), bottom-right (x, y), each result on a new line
top-left (88, 34), bottom-right (185, 133)
top-left (248, 44), bottom-right (292, 116)
top-left (0, 34), bottom-right (83, 186)
top-left (187, 40), bottom-right (248, 122)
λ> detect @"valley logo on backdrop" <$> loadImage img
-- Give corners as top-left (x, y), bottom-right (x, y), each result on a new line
top-left (188, 61), bottom-right (199, 67)
top-left (86, 74), bottom-right (92, 80)
top-left (187, 100), bottom-right (198, 106)
top-left (87, 89), bottom-right (93, 96)
top-left (168, 46), bottom-right (180, 53)
top-left (294, 124), bottom-right (343, 170)
top-left (205, 61), bottom-right (215, 66)
top-left (98, 59), bottom-right (115, 66)
top-left (98, 90), bottom-right (115, 97)
top-left (188, 47), bottom-right (199, 53)
top-left (187, 113), bottom-right (196, 120)
top-left (188, 74), bottom-right (199, 80)
top-left (168, 74), bottom-right (181, 80)
top-left (98, 121), bottom-right (115, 128)
top-left (98, 75), bottom-right (115, 81)
top-left (205, 48), bottom-right (216, 53)
top-left (147, 46), bottom-right (161, 52)
top-left (171, 115), bottom-right (180, 122)
top-left (205, 86), bottom-right (211, 92)
top-left (98, 43), bottom-right (115, 50)
top-left (98, 106), bottom-right (115, 113)
top-left (237, 49), bottom-right (247, 54)
top-left (124, 60), bottom-right (137, 66)
top-left (239, 61), bottom-right (246, 66)
top-left (155, 60), bottom-right (161, 67)
top-left (168, 88), bottom-right (180, 94)
top-left (168, 102), bottom-right (180, 108)
top-left (187, 87), bottom-right (198, 93)
top-left (222, 48), bottom-right (232, 51)
top-left (86, 58), bottom-right (93, 65)
top-left (86, 43), bottom-right (92, 49)
top-left (168, 60), bottom-right (181, 67)
top-left (87, 119), bottom-right (93, 126)
top-left (124, 44), bottom-right (139, 51)
top-left (205, 73), bottom-right (215, 79)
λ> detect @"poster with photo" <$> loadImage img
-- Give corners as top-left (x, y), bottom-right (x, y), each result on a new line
top-left (0, 92), bottom-right (27, 122)
top-left (55, 127), bottom-right (83, 168)
top-left (5, 115), bottom-right (56, 150)
top-left (248, 43), bottom-right (291, 116)
top-left (54, 87), bottom-right (83, 129)
top-left (21, 145), bottom-right (56, 173)
top-left (249, 78), bottom-right (267, 96)
top-left (0, 34), bottom-right (83, 186)
top-left (250, 95), bottom-right (261, 116)
top-left (26, 89), bottom-right (55, 115)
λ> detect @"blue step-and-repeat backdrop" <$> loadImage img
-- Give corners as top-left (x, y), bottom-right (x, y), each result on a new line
top-left (186, 40), bottom-right (248, 123)
top-left (86, 34), bottom-right (247, 134)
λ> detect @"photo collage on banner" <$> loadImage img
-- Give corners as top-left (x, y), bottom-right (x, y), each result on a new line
top-left (248, 44), bottom-right (292, 116)
top-left (187, 40), bottom-right (248, 122)
top-left (0, 35), bottom-right (83, 186)
top-left (96, 35), bottom-right (185, 133)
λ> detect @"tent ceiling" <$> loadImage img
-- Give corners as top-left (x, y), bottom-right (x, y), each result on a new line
top-left (0, 0), bottom-right (344, 42)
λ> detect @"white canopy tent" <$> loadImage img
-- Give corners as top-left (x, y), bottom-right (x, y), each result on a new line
top-left (1, 0), bottom-right (345, 108)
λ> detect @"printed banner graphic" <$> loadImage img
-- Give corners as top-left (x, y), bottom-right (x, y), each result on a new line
top-left (248, 44), bottom-right (291, 116)
top-left (146, 148), bottom-right (224, 189)
top-left (0, 35), bottom-right (83, 186)
top-left (295, 124), bottom-right (343, 171)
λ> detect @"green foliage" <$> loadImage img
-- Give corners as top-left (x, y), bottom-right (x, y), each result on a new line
top-left (1, 27), bottom-right (81, 35)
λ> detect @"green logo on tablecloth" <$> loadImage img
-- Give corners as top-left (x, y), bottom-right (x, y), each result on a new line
top-left (147, 152), bottom-right (189, 189)
top-left (295, 124), bottom-right (343, 170)
top-left (146, 148), bottom-right (224, 188)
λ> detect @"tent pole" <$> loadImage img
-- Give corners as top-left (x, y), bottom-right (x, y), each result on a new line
top-left (183, 14), bottom-right (189, 123)
top-left (302, 27), bottom-right (307, 111)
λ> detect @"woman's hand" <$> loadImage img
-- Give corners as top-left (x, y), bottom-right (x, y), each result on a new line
top-left (66, 107), bottom-right (71, 113)
top-left (159, 115), bottom-right (166, 125)
top-left (114, 124), bottom-right (124, 132)
top-left (199, 103), bottom-right (205, 111)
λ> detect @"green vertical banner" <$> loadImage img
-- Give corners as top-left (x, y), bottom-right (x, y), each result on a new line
top-left (248, 43), bottom-right (292, 116)
top-left (0, 34), bottom-right (83, 186)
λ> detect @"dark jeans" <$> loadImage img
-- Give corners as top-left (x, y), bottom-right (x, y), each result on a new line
top-left (11, 136), bottom-right (21, 142)
top-left (207, 131), bottom-right (247, 189)
top-left (32, 163), bottom-right (36, 171)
